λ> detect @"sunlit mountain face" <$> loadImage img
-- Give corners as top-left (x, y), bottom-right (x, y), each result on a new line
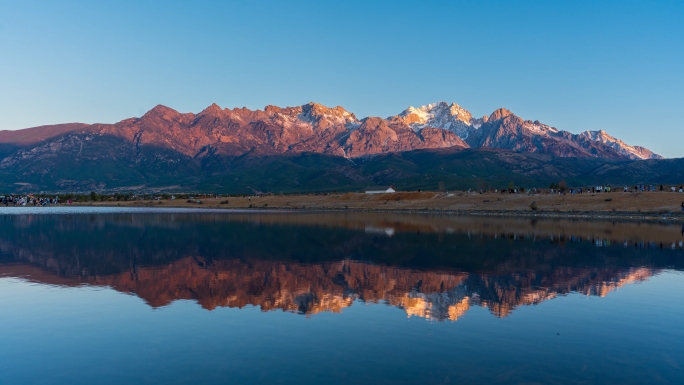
top-left (0, 212), bottom-right (682, 321)
top-left (1, 102), bottom-right (677, 194)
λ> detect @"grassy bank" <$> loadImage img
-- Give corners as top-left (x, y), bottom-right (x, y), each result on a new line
top-left (65, 191), bottom-right (684, 219)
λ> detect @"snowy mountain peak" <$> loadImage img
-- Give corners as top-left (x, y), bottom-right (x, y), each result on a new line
top-left (400, 102), bottom-right (472, 123)
top-left (578, 130), bottom-right (662, 160)
top-left (132, 101), bottom-right (663, 161)
top-left (298, 102), bottom-right (358, 124)
top-left (264, 102), bottom-right (359, 132)
top-left (398, 101), bottom-right (474, 138)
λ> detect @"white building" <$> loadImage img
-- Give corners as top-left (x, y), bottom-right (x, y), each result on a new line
top-left (364, 186), bottom-right (396, 194)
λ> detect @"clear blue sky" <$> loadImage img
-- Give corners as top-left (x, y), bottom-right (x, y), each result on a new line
top-left (0, 0), bottom-right (682, 157)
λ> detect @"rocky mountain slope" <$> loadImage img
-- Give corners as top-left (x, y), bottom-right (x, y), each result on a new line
top-left (397, 102), bottom-right (661, 160)
top-left (28, 102), bottom-right (467, 160)
top-left (0, 122), bottom-right (89, 145)
top-left (0, 101), bottom-right (671, 192)
top-left (0, 101), bottom-right (660, 162)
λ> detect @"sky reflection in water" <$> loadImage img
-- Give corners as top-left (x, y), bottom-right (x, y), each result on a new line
top-left (0, 209), bottom-right (683, 384)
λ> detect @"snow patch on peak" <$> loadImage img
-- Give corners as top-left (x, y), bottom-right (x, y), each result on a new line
top-left (580, 130), bottom-right (623, 145)
top-left (299, 103), bottom-right (357, 123)
top-left (398, 101), bottom-right (476, 139)
top-left (578, 130), bottom-right (662, 160)
top-left (402, 106), bottom-right (431, 126)
top-left (521, 120), bottom-right (558, 135)
top-left (401, 102), bottom-right (470, 123)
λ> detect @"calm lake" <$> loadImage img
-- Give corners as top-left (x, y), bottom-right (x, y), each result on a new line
top-left (1, 208), bottom-right (683, 384)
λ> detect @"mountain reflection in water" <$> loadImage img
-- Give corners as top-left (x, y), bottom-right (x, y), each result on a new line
top-left (0, 211), bottom-right (682, 322)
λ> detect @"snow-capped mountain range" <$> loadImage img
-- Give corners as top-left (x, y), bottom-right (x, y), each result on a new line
top-left (396, 102), bottom-right (660, 160)
top-left (0, 101), bottom-right (662, 164)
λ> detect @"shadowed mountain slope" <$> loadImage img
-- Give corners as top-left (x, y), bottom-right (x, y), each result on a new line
top-left (0, 141), bottom-right (682, 193)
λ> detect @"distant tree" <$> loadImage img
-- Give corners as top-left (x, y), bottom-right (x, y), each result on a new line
top-left (558, 180), bottom-right (567, 192)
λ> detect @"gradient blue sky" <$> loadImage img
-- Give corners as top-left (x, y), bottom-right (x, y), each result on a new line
top-left (0, 0), bottom-right (682, 157)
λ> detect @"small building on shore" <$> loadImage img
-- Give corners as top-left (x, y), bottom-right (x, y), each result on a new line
top-left (364, 186), bottom-right (396, 194)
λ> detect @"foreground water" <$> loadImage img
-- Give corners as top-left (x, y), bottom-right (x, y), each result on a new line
top-left (1, 208), bottom-right (683, 384)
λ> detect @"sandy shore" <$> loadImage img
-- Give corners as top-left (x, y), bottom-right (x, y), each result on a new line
top-left (71, 191), bottom-right (684, 220)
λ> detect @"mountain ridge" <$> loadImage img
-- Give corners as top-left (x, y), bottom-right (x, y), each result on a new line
top-left (0, 101), bottom-right (662, 160)
top-left (397, 102), bottom-right (660, 160)
top-left (0, 101), bottom-right (674, 193)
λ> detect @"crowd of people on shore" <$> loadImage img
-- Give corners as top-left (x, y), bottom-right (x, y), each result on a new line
top-left (548, 184), bottom-right (684, 195)
top-left (1, 195), bottom-right (58, 206)
top-left (631, 184), bottom-right (684, 192)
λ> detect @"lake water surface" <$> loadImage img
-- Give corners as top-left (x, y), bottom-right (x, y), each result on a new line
top-left (1, 208), bottom-right (683, 384)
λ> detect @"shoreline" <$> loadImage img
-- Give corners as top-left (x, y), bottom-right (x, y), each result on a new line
top-left (2, 202), bottom-right (683, 244)
top-left (51, 205), bottom-right (684, 222)
top-left (5, 191), bottom-right (684, 221)
top-left (72, 191), bottom-right (684, 221)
